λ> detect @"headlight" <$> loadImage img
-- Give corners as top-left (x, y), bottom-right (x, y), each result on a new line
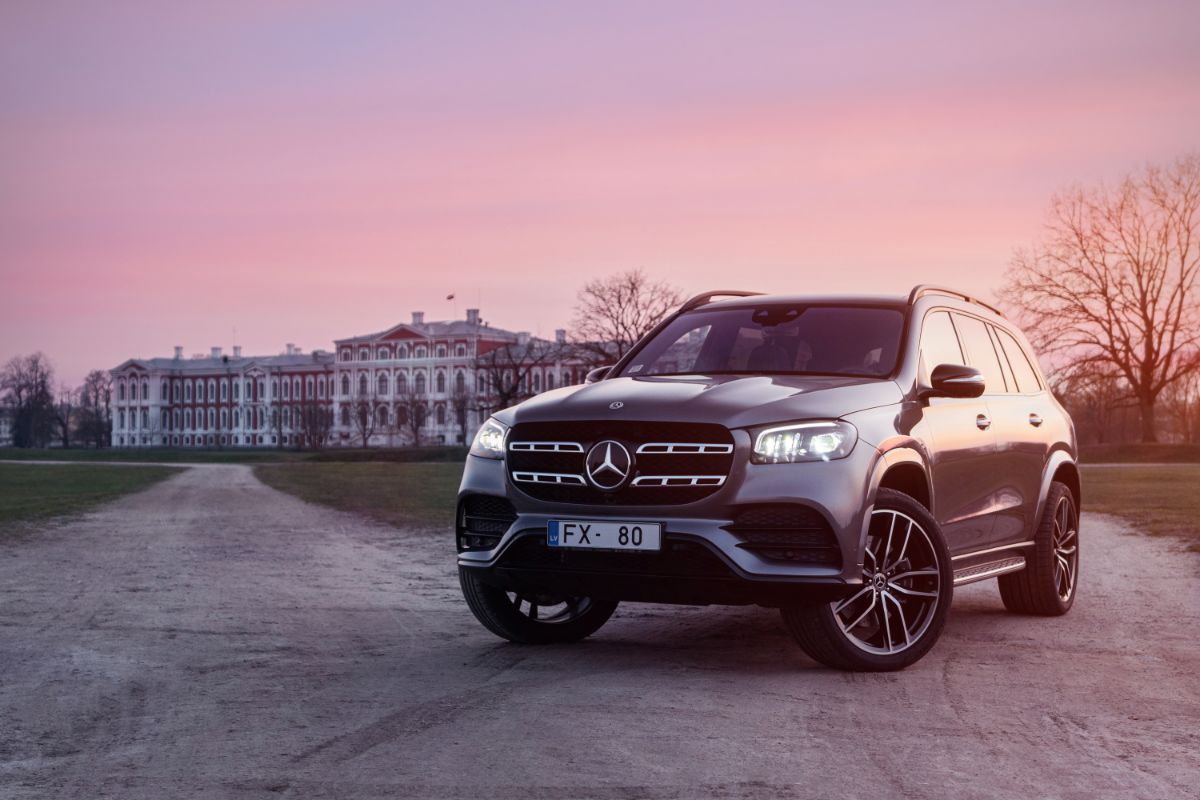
top-left (750, 420), bottom-right (857, 463)
top-left (469, 417), bottom-right (508, 459)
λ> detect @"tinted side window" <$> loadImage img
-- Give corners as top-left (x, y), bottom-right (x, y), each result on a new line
top-left (919, 311), bottom-right (964, 384)
top-left (995, 328), bottom-right (1042, 393)
top-left (953, 314), bottom-right (1007, 394)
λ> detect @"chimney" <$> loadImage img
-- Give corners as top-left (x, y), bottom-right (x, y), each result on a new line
top-left (517, 331), bottom-right (530, 346)
top-left (412, 311), bottom-right (425, 325)
top-left (286, 343), bottom-right (295, 355)
top-left (174, 346), bottom-right (183, 359)
top-left (555, 328), bottom-right (566, 344)
top-left (233, 345), bottom-right (242, 358)
top-left (466, 308), bottom-right (480, 325)
top-left (211, 346), bottom-right (222, 358)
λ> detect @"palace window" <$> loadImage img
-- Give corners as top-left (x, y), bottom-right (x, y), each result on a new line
top-left (358, 374), bottom-right (368, 396)
top-left (532, 372), bottom-right (541, 392)
top-left (272, 379), bottom-right (280, 398)
top-left (359, 347), bottom-right (369, 361)
top-left (340, 406), bottom-right (350, 426)
top-left (397, 345), bottom-right (409, 359)
top-left (377, 347), bottom-right (389, 360)
top-left (415, 373), bottom-right (427, 394)
top-left (141, 409), bottom-right (148, 428)
top-left (454, 371), bottom-right (465, 394)
top-left (436, 405), bottom-right (446, 425)
top-left (221, 380), bottom-right (228, 401)
top-left (377, 406), bottom-right (388, 426)
top-left (257, 379), bottom-right (265, 399)
top-left (455, 344), bottom-right (466, 357)
top-left (221, 409), bottom-right (229, 429)
top-left (378, 374), bottom-right (388, 395)
top-left (142, 379), bottom-right (149, 400)
top-left (293, 377), bottom-right (301, 398)
top-left (396, 372), bottom-right (408, 394)
top-left (282, 380), bottom-right (289, 400)
top-left (207, 380), bottom-right (216, 401)
top-left (435, 345), bottom-right (447, 358)
top-left (161, 410), bottom-right (168, 430)
top-left (341, 375), bottom-right (350, 396)
top-left (415, 346), bottom-right (427, 358)
top-left (208, 408), bottom-right (215, 429)
top-left (547, 372), bottom-right (556, 390)
top-left (119, 409), bottom-right (126, 429)
top-left (118, 381), bottom-right (126, 401)
top-left (317, 378), bottom-right (325, 399)
top-left (436, 372), bottom-right (446, 393)
top-left (397, 406), bottom-right (408, 425)
top-left (233, 381), bottom-right (239, 400)
top-left (282, 407), bottom-right (290, 428)
top-left (184, 409), bottom-right (192, 429)
top-left (306, 377), bottom-right (314, 398)
top-left (340, 349), bottom-right (351, 362)
top-left (161, 380), bottom-right (168, 399)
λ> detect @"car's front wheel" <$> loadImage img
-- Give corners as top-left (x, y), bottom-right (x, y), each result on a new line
top-left (780, 488), bottom-right (954, 671)
top-left (459, 567), bottom-right (618, 644)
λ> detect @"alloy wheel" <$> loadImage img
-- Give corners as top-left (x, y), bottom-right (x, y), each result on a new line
top-left (832, 509), bottom-right (942, 655)
top-left (1052, 496), bottom-right (1078, 601)
top-left (505, 591), bottom-right (594, 624)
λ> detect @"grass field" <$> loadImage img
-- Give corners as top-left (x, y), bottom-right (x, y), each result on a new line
top-left (0, 446), bottom-right (468, 464)
top-left (1080, 464), bottom-right (1200, 551)
top-left (0, 463), bottom-right (182, 527)
top-left (1079, 443), bottom-right (1200, 463)
top-left (254, 462), bottom-right (463, 530)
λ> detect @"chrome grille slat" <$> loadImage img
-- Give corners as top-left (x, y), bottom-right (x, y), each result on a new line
top-left (509, 441), bottom-right (585, 452)
top-left (631, 475), bottom-right (727, 487)
top-left (635, 442), bottom-right (734, 454)
top-left (512, 471), bottom-right (587, 485)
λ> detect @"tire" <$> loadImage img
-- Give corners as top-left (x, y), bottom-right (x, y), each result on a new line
top-left (998, 481), bottom-right (1079, 615)
top-left (780, 488), bottom-right (954, 671)
top-left (459, 567), bottom-right (618, 644)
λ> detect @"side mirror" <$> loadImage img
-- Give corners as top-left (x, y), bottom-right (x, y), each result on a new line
top-left (926, 363), bottom-right (985, 399)
top-left (585, 365), bottom-right (612, 384)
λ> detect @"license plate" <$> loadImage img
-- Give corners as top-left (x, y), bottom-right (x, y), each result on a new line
top-left (547, 519), bottom-right (662, 551)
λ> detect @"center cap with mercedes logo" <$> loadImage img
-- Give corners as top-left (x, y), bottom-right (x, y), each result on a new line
top-left (585, 440), bottom-right (633, 490)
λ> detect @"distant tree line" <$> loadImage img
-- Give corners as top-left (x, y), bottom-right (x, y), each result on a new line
top-left (1, 353), bottom-right (112, 448)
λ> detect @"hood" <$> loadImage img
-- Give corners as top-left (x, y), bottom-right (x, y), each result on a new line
top-left (496, 374), bottom-right (902, 430)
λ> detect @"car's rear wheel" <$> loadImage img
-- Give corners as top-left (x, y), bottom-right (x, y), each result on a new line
top-left (780, 488), bottom-right (953, 671)
top-left (998, 481), bottom-right (1078, 615)
top-left (459, 567), bottom-right (618, 644)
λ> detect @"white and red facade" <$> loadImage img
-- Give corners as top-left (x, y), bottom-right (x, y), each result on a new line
top-left (110, 309), bottom-right (589, 448)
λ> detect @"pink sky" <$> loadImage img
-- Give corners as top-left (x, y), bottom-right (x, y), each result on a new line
top-left (3, 1), bottom-right (1199, 386)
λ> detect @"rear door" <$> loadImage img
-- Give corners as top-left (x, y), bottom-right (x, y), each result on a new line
top-left (913, 310), bottom-right (997, 554)
top-left (984, 324), bottom-right (1053, 544)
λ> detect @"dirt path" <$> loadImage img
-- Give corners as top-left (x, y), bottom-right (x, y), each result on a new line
top-left (0, 465), bottom-right (1196, 799)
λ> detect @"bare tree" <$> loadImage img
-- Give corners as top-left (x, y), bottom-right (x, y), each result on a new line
top-left (476, 337), bottom-right (557, 410)
top-left (396, 386), bottom-right (427, 446)
top-left (298, 400), bottom-right (333, 449)
top-left (1000, 155), bottom-right (1200, 442)
top-left (77, 370), bottom-right (112, 448)
top-left (451, 383), bottom-right (472, 444)
top-left (350, 382), bottom-right (379, 447)
top-left (570, 268), bottom-right (684, 365)
top-left (0, 353), bottom-right (56, 447)
top-left (53, 384), bottom-right (77, 448)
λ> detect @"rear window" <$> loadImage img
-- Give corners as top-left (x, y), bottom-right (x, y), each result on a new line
top-left (995, 328), bottom-right (1042, 393)
top-left (620, 305), bottom-right (906, 378)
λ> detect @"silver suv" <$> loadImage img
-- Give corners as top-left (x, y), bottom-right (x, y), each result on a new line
top-left (456, 286), bottom-right (1080, 670)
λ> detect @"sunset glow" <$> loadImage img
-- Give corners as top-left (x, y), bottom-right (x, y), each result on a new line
top-left (3, 1), bottom-right (1199, 384)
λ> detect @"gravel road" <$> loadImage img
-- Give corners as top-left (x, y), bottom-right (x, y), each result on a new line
top-left (1, 464), bottom-right (1196, 799)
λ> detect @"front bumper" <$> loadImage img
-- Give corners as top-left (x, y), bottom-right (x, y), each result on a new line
top-left (456, 430), bottom-right (880, 607)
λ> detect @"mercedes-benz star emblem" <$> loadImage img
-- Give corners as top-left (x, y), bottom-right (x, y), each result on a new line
top-left (609, 401), bottom-right (624, 410)
top-left (585, 440), bottom-right (632, 490)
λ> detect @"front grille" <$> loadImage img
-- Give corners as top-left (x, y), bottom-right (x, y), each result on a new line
top-left (507, 421), bottom-right (734, 505)
top-left (724, 504), bottom-right (841, 566)
top-left (497, 533), bottom-right (733, 578)
top-left (457, 494), bottom-right (518, 552)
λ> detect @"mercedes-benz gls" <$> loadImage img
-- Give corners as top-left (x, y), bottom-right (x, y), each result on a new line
top-left (455, 285), bottom-right (1080, 670)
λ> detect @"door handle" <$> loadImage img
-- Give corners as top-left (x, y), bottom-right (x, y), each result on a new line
top-left (976, 414), bottom-right (991, 430)
top-left (1028, 413), bottom-right (1044, 427)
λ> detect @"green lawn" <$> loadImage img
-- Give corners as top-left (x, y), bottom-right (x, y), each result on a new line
top-left (0, 446), bottom-right (468, 464)
top-left (0, 463), bottom-right (182, 527)
top-left (1080, 464), bottom-right (1200, 551)
top-left (254, 462), bottom-right (463, 530)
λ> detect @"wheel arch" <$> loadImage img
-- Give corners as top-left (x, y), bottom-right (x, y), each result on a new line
top-left (1037, 450), bottom-right (1081, 525)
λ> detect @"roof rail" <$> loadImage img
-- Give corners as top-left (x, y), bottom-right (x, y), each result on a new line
top-left (908, 284), bottom-right (1004, 317)
top-left (679, 290), bottom-right (764, 312)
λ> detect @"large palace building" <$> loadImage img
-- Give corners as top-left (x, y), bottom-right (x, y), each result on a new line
top-left (109, 309), bottom-right (591, 449)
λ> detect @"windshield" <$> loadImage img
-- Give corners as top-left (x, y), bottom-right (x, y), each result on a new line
top-left (619, 304), bottom-right (906, 378)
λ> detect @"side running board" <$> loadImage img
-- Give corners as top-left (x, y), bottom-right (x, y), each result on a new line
top-left (953, 556), bottom-right (1026, 586)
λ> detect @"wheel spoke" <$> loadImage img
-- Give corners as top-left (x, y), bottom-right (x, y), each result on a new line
top-left (1057, 528), bottom-right (1077, 546)
top-left (529, 603), bottom-right (539, 620)
top-left (834, 585), bottom-right (872, 615)
top-left (884, 592), bottom-right (911, 648)
top-left (895, 518), bottom-right (914, 570)
top-left (891, 568), bottom-right (938, 582)
top-left (844, 592), bottom-right (877, 630)
top-left (880, 595), bottom-right (894, 652)
top-left (882, 512), bottom-right (897, 570)
top-left (889, 583), bottom-right (938, 599)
